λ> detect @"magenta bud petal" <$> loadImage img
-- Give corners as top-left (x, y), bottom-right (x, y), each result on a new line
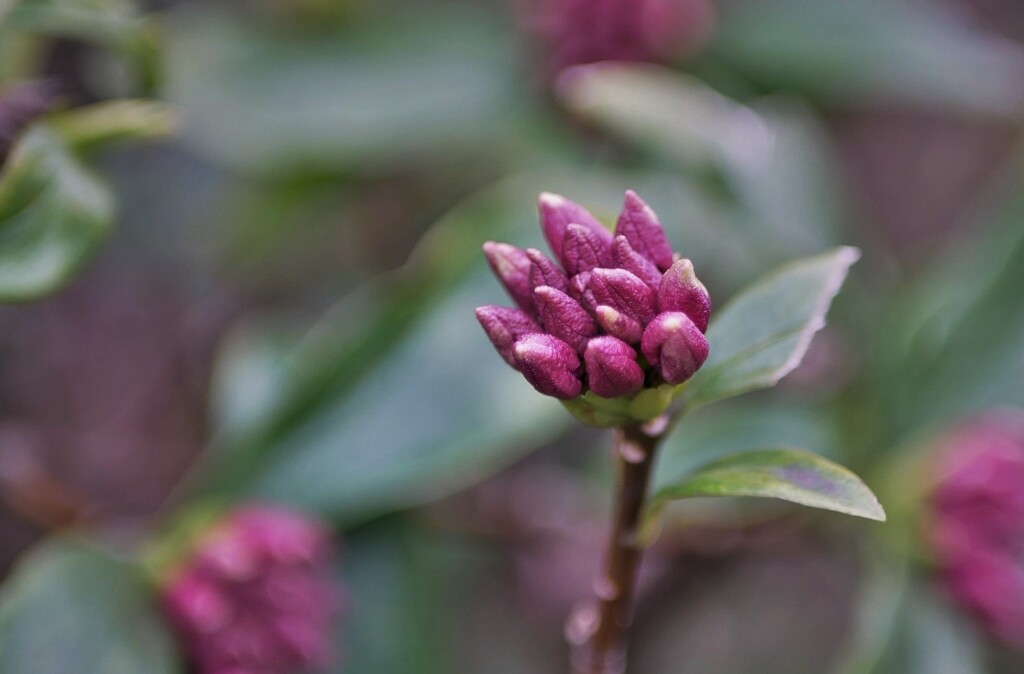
top-left (562, 223), bottom-right (613, 275)
top-left (585, 336), bottom-right (645, 398)
top-left (588, 268), bottom-right (657, 326)
top-left (513, 334), bottom-right (583, 399)
top-left (641, 312), bottom-right (710, 384)
top-left (535, 285), bottom-right (598, 353)
top-left (612, 235), bottom-right (662, 290)
top-left (475, 305), bottom-right (543, 367)
top-left (614, 190), bottom-right (674, 271)
top-left (658, 259), bottom-right (711, 332)
top-left (526, 248), bottom-right (569, 292)
top-left (538, 192), bottom-right (612, 268)
top-left (594, 305), bottom-right (643, 344)
top-left (483, 242), bottom-right (536, 314)
top-left (568, 270), bottom-right (597, 311)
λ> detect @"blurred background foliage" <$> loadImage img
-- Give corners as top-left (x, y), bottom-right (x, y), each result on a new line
top-left (0, 0), bottom-right (1022, 672)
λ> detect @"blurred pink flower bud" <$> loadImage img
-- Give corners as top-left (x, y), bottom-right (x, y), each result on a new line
top-left (161, 505), bottom-right (340, 674)
top-left (585, 336), bottom-right (645, 398)
top-left (476, 305), bottom-right (544, 367)
top-left (927, 411), bottom-right (1024, 647)
top-left (513, 333), bottom-right (583, 399)
top-left (641, 311), bottom-right (709, 384)
top-left (658, 258), bottom-right (711, 332)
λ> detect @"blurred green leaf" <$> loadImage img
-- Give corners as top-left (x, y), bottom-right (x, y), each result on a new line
top-left (164, 5), bottom-right (521, 174)
top-left (0, 538), bottom-right (182, 674)
top-left (3, 0), bottom-right (148, 54)
top-left (651, 448), bottom-right (885, 522)
top-left (557, 63), bottom-right (844, 258)
top-left (708, 0), bottom-right (1024, 116)
top-left (0, 125), bottom-right (113, 302)
top-left (684, 246), bottom-right (859, 410)
top-left (48, 99), bottom-right (178, 153)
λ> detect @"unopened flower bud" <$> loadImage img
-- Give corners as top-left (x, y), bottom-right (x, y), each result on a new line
top-left (535, 285), bottom-right (597, 353)
top-left (160, 505), bottom-right (340, 674)
top-left (483, 242), bottom-right (537, 314)
top-left (513, 333), bottom-right (583, 399)
top-left (562, 223), bottom-right (613, 275)
top-left (612, 235), bottom-right (663, 290)
top-left (527, 248), bottom-right (569, 292)
top-left (538, 192), bottom-right (612, 265)
top-left (588, 268), bottom-right (657, 326)
top-left (594, 305), bottom-right (643, 344)
top-left (658, 258), bottom-right (711, 332)
top-left (568, 270), bottom-right (596, 312)
top-left (585, 336), bottom-right (645, 398)
top-left (475, 305), bottom-right (543, 367)
top-left (614, 190), bottom-right (674, 271)
top-left (641, 311), bottom-right (709, 384)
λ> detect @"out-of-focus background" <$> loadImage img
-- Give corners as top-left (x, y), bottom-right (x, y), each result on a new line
top-left (0, 0), bottom-right (1023, 672)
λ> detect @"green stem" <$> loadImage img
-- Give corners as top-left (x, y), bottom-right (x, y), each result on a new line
top-left (568, 422), bottom-right (664, 674)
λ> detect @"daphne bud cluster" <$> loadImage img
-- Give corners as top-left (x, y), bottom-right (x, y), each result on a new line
top-left (927, 411), bottom-right (1024, 647)
top-left (476, 190), bottom-right (710, 425)
top-left (161, 505), bottom-right (340, 674)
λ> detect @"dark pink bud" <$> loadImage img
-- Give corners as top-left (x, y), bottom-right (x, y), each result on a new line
top-left (568, 271), bottom-right (596, 312)
top-left (562, 223), bottom-right (613, 275)
top-left (483, 241), bottom-right (536, 314)
top-left (658, 258), bottom-right (711, 332)
top-left (526, 248), bottom-right (569, 292)
top-left (538, 192), bottom-right (612, 268)
top-left (475, 305), bottom-right (543, 367)
top-left (588, 268), bottom-right (657, 326)
top-left (641, 311), bottom-right (710, 384)
top-left (614, 190), bottom-right (674, 271)
top-left (928, 412), bottom-right (1024, 647)
top-left (535, 286), bottom-right (597, 353)
top-left (160, 505), bottom-right (339, 674)
top-left (513, 333), bottom-right (583, 399)
top-left (594, 305), bottom-right (644, 344)
top-left (612, 235), bottom-right (662, 290)
top-left (585, 336), bottom-right (645, 398)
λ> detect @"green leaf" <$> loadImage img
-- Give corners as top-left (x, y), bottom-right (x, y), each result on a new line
top-left (708, 0), bottom-right (1024, 117)
top-left (556, 63), bottom-right (844, 260)
top-left (3, 0), bottom-right (149, 54)
top-left (651, 448), bottom-right (885, 522)
top-left (47, 100), bottom-right (178, 153)
top-left (163, 5), bottom-right (520, 174)
top-left (0, 125), bottom-right (114, 302)
top-left (684, 246), bottom-right (859, 409)
top-left (0, 538), bottom-right (182, 674)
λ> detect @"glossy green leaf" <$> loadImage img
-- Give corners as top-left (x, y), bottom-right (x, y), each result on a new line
top-left (708, 0), bottom-right (1024, 116)
top-left (557, 62), bottom-right (843, 259)
top-left (651, 448), bottom-right (885, 522)
top-left (48, 100), bottom-right (178, 153)
top-left (0, 538), bottom-right (182, 674)
top-left (684, 246), bottom-right (859, 409)
top-left (164, 6), bottom-right (520, 174)
top-left (0, 126), bottom-right (114, 302)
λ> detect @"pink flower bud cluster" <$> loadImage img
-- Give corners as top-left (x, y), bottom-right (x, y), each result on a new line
top-left (928, 411), bottom-right (1024, 647)
top-left (161, 505), bottom-right (340, 674)
top-left (517, 0), bottom-right (715, 80)
top-left (476, 190), bottom-right (710, 401)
